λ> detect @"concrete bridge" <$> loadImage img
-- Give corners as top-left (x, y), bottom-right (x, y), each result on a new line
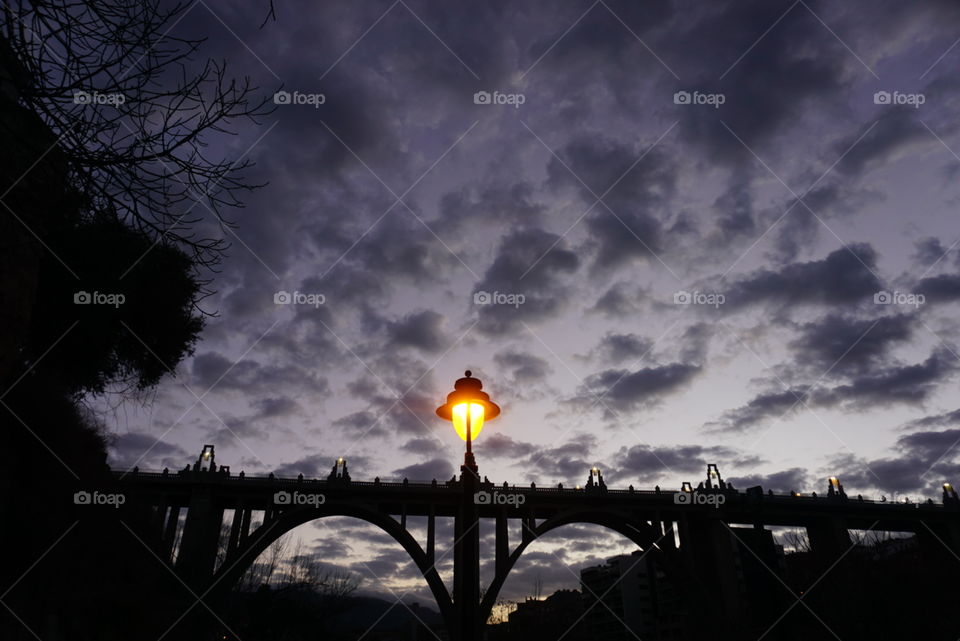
top-left (91, 446), bottom-right (960, 640)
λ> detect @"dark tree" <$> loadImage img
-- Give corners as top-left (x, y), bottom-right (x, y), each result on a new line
top-left (1, 0), bottom-right (271, 268)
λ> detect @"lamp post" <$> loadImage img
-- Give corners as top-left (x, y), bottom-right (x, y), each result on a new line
top-left (436, 370), bottom-right (500, 641)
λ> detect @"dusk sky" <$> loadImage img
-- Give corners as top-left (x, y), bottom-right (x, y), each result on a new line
top-left (97, 0), bottom-right (960, 603)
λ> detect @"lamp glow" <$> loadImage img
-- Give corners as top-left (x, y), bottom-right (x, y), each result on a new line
top-left (452, 402), bottom-right (485, 441)
top-left (436, 371), bottom-right (501, 472)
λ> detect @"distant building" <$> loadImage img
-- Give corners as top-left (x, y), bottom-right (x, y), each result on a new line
top-left (505, 589), bottom-right (588, 641)
top-left (579, 550), bottom-right (685, 640)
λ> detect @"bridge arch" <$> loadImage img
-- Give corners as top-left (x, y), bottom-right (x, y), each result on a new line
top-left (479, 507), bottom-right (698, 625)
top-left (208, 501), bottom-right (455, 632)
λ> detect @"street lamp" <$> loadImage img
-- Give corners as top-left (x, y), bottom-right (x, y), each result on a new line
top-left (436, 370), bottom-right (500, 472)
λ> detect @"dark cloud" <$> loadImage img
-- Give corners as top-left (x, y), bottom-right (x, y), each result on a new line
top-left (273, 453), bottom-right (372, 478)
top-left (588, 282), bottom-right (645, 318)
top-left (615, 444), bottom-right (762, 484)
top-left (473, 227), bottom-right (580, 336)
top-left (493, 349), bottom-right (552, 385)
top-left (191, 351), bottom-right (328, 396)
top-left (711, 176), bottom-right (757, 244)
top-left (903, 408), bottom-right (960, 431)
top-left (251, 396), bottom-right (302, 419)
top-left (435, 182), bottom-right (546, 236)
top-left (834, 109), bottom-right (934, 178)
top-left (546, 136), bottom-right (677, 273)
top-left (504, 433), bottom-right (601, 484)
top-left (108, 432), bottom-right (190, 471)
top-left (386, 310), bottom-right (450, 353)
top-left (788, 313), bottom-right (914, 376)
top-left (675, 0), bottom-right (852, 164)
top-left (917, 273), bottom-right (960, 303)
top-left (571, 363), bottom-right (701, 415)
top-left (392, 458), bottom-right (454, 481)
top-left (912, 237), bottom-right (950, 268)
top-left (706, 388), bottom-right (803, 434)
top-left (829, 425), bottom-right (960, 495)
top-left (400, 437), bottom-right (446, 457)
top-left (723, 244), bottom-right (882, 310)
top-left (710, 349), bottom-right (958, 432)
top-left (588, 333), bottom-right (654, 365)
top-left (333, 410), bottom-right (384, 438)
top-left (728, 468), bottom-right (809, 493)
top-left (473, 433), bottom-right (537, 460)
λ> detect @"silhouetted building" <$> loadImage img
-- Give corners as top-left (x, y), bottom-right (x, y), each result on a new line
top-left (505, 589), bottom-right (588, 641)
top-left (579, 550), bottom-right (685, 640)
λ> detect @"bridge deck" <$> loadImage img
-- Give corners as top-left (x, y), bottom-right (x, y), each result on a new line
top-left (105, 470), bottom-right (959, 531)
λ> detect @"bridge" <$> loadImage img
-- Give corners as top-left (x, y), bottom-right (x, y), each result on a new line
top-left (84, 446), bottom-right (960, 641)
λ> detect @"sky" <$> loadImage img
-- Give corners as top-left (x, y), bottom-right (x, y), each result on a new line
top-left (96, 0), bottom-right (960, 605)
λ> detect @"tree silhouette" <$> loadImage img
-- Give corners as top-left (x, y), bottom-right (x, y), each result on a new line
top-left (1, 0), bottom-right (272, 270)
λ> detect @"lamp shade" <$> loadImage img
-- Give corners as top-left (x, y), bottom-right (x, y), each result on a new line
top-left (436, 371), bottom-right (500, 442)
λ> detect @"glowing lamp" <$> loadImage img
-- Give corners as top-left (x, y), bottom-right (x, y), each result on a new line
top-left (437, 370), bottom-right (501, 471)
top-left (452, 402), bottom-right (486, 441)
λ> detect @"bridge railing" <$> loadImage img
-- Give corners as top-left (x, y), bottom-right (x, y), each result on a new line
top-left (107, 470), bottom-right (947, 507)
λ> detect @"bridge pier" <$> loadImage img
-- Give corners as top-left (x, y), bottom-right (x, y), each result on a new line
top-left (495, 509), bottom-right (508, 577)
top-left (916, 520), bottom-right (960, 561)
top-left (175, 488), bottom-right (223, 589)
top-left (427, 506), bottom-right (436, 566)
top-left (806, 516), bottom-right (851, 565)
top-left (678, 514), bottom-right (746, 634)
top-left (454, 466), bottom-right (481, 641)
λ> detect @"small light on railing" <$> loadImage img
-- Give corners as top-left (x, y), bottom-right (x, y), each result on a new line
top-left (681, 482), bottom-right (693, 493)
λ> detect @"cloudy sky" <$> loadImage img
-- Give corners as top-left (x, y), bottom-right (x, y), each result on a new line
top-left (98, 0), bottom-right (960, 604)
